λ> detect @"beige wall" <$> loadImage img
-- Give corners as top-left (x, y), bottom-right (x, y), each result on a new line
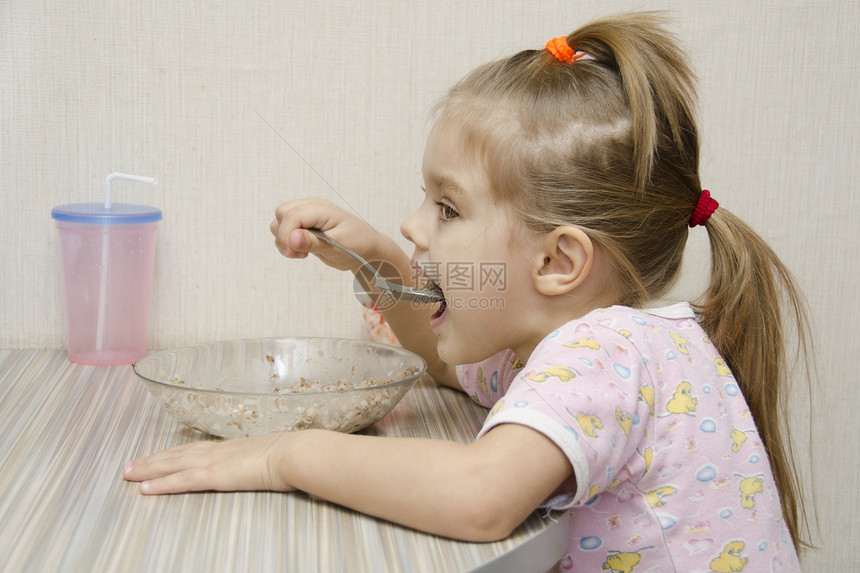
top-left (2, 1), bottom-right (858, 569)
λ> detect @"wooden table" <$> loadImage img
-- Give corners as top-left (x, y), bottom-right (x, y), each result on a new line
top-left (0, 349), bottom-right (567, 572)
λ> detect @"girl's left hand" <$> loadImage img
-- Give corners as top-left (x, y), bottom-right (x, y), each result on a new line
top-left (123, 434), bottom-right (294, 495)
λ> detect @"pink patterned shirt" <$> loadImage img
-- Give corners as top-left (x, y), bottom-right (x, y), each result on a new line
top-left (456, 304), bottom-right (800, 572)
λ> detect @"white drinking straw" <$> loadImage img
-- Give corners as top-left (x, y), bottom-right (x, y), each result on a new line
top-left (104, 172), bottom-right (157, 209)
top-left (95, 173), bottom-right (158, 353)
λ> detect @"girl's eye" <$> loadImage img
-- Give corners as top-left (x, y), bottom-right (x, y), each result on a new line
top-left (437, 202), bottom-right (459, 221)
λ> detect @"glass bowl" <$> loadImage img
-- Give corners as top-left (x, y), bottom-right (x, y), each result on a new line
top-left (132, 337), bottom-right (426, 438)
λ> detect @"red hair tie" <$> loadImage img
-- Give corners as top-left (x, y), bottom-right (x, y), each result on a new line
top-left (546, 36), bottom-right (588, 63)
top-left (689, 190), bottom-right (719, 227)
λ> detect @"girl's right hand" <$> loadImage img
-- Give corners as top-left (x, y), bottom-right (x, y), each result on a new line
top-left (270, 199), bottom-right (401, 273)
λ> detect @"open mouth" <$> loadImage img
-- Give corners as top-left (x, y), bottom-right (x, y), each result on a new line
top-left (431, 296), bottom-right (447, 319)
top-left (411, 260), bottom-right (447, 319)
top-left (422, 277), bottom-right (446, 318)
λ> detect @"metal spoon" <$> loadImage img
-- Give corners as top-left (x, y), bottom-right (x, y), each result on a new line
top-left (308, 228), bottom-right (444, 304)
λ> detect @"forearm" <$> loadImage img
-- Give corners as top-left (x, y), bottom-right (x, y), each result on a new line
top-left (280, 430), bottom-right (489, 539)
top-left (376, 303), bottom-right (456, 389)
top-left (278, 426), bottom-right (568, 542)
top-left (358, 237), bottom-right (458, 389)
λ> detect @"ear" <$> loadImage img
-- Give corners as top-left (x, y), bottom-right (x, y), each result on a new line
top-left (533, 226), bottom-right (594, 296)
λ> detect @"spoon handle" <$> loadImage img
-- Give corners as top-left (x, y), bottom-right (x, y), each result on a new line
top-left (307, 228), bottom-right (443, 304)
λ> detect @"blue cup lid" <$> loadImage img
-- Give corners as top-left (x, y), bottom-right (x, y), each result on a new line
top-left (51, 203), bottom-right (163, 224)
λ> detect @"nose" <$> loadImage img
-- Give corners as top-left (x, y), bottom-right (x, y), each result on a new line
top-left (400, 206), bottom-right (426, 251)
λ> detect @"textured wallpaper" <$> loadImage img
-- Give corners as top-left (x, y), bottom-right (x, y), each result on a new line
top-left (2, 1), bottom-right (858, 569)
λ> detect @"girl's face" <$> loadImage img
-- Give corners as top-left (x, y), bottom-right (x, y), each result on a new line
top-left (401, 119), bottom-right (543, 366)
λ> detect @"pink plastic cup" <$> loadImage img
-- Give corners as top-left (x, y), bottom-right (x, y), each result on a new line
top-left (52, 202), bottom-right (161, 365)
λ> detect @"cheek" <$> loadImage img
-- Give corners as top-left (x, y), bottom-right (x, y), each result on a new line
top-left (437, 246), bottom-right (497, 291)
top-left (448, 301), bottom-right (509, 343)
top-left (436, 318), bottom-right (502, 365)
top-left (440, 271), bottom-right (479, 298)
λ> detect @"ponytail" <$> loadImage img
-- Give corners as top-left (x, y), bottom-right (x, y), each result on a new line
top-left (694, 209), bottom-right (815, 551)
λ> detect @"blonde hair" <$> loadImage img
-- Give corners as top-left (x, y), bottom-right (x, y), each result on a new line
top-left (436, 11), bottom-right (813, 550)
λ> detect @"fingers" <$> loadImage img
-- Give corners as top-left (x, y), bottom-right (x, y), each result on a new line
top-left (270, 198), bottom-right (338, 259)
top-left (137, 467), bottom-right (218, 495)
top-left (270, 199), bottom-right (377, 272)
top-left (278, 228), bottom-right (313, 259)
top-left (123, 441), bottom-right (218, 483)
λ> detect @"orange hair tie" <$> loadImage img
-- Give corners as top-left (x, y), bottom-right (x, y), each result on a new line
top-left (546, 36), bottom-right (587, 63)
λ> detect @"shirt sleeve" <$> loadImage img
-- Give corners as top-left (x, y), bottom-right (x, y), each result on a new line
top-left (476, 321), bottom-right (654, 510)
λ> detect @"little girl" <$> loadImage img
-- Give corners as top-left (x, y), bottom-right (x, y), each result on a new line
top-left (125, 12), bottom-right (812, 571)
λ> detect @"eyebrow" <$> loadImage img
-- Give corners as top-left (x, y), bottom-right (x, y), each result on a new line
top-left (429, 174), bottom-right (466, 198)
